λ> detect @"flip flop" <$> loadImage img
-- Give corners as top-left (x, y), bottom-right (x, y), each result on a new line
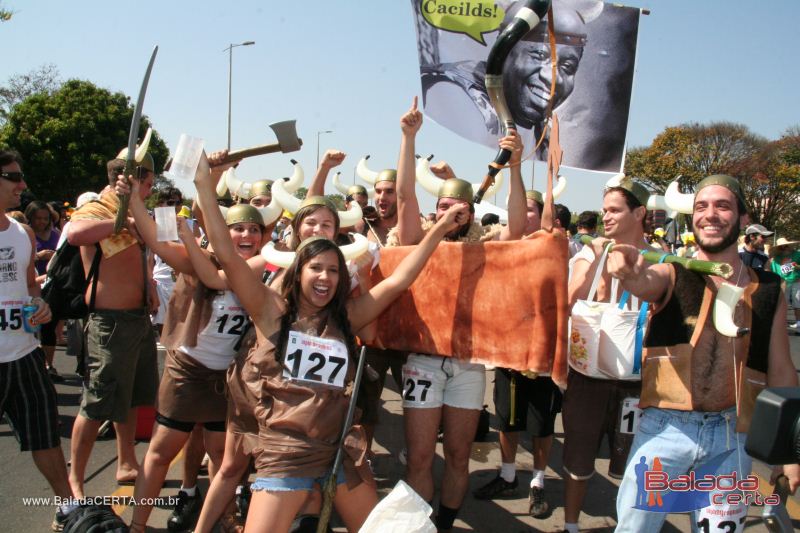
top-left (117, 478), bottom-right (137, 486)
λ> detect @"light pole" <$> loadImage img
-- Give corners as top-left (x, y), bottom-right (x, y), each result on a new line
top-left (225, 40), bottom-right (255, 150)
top-left (316, 130), bottom-right (333, 169)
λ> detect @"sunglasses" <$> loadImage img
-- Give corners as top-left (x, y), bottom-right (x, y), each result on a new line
top-left (0, 171), bottom-right (24, 183)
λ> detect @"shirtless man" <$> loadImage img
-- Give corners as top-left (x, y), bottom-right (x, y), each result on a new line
top-left (394, 96), bottom-right (526, 531)
top-left (607, 175), bottom-right (800, 532)
top-left (67, 146), bottom-right (159, 498)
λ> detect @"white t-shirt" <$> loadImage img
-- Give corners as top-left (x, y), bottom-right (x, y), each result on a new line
top-left (0, 217), bottom-right (39, 362)
top-left (179, 290), bottom-right (248, 370)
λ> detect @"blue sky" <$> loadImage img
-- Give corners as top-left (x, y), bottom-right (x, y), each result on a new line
top-left (2, 0), bottom-right (798, 214)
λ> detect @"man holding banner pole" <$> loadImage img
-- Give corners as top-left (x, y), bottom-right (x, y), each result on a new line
top-left (392, 96), bottom-right (526, 531)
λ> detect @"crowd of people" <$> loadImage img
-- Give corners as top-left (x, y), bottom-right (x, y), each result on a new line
top-left (1, 96), bottom-right (800, 533)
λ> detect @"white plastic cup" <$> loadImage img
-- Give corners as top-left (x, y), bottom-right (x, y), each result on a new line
top-left (155, 206), bottom-right (179, 242)
top-left (167, 134), bottom-right (204, 182)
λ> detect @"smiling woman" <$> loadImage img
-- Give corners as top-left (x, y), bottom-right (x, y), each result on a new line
top-left (192, 149), bottom-right (466, 533)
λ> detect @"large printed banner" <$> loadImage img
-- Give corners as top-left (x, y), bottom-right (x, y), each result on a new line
top-left (412, 0), bottom-right (641, 173)
top-left (370, 233), bottom-right (570, 386)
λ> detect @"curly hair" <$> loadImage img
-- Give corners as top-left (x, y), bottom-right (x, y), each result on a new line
top-left (275, 238), bottom-right (356, 365)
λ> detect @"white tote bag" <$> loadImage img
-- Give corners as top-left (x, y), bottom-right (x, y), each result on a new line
top-left (597, 290), bottom-right (647, 380)
top-left (569, 245), bottom-right (613, 378)
top-left (569, 245), bottom-right (647, 380)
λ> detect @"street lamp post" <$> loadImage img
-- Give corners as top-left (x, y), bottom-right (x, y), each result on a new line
top-left (225, 40), bottom-right (256, 150)
top-left (316, 130), bottom-right (333, 169)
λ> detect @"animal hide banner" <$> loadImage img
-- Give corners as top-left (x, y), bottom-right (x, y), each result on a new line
top-left (370, 231), bottom-right (570, 386)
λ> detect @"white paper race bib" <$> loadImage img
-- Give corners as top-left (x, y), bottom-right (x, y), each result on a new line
top-left (402, 368), bottom-right (435, 403)
top-left (282, 331), bottom-right (350, 389)
top-left (0, 299), bottom-right (26, 334)
top-left (780, 262), bottom-right (794, 276)
top-left (619, 397), bottom-right (643, 435)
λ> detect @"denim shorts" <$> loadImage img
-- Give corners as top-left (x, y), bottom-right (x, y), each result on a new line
top-left (251, 466), bottom-right (345, 492)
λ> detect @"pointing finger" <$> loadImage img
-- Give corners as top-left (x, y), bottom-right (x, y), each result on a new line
top-left (411, 95), bottom-right (418, 111)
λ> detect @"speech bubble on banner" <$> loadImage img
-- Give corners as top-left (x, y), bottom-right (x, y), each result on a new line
top-left (421, 0), bottom-right (505, 45)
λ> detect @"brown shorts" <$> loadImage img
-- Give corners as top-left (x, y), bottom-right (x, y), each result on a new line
top-left (562, 370), bottom-right (641, 480)
top-left (157, 349), bottom-right (228, 424)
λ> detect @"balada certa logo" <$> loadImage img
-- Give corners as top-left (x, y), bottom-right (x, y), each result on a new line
top-left (633, 450), bottom-right (780, 513)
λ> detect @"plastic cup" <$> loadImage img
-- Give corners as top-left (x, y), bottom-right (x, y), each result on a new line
top-left (155, 206), bottom-right (179, 242)
top-left (166, 134), bottom-right (204, 182)
top-left (22, 304), bottom-right (40, 333)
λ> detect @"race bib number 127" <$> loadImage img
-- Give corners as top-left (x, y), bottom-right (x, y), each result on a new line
top-left (282, 331), bottom-right (349, 389)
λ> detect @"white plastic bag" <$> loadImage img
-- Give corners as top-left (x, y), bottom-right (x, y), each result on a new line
top-left (359, 480), bottom-right (436, 533)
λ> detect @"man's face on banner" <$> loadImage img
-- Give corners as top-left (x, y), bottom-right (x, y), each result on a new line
top-left (502, 11), bottom-right (584, 130)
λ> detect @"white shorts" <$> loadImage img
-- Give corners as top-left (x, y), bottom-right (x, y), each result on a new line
top-left (785, 281), bottom-right (800, 310)
top-left (401, 354), bottom-right (485, 410)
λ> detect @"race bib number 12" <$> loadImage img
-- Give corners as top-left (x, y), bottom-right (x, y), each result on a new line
top-left (282, 331), bottom-right (349, 389)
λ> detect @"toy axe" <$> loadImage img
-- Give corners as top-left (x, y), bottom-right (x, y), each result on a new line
top-left (214, 120), bottom-right (302, 166)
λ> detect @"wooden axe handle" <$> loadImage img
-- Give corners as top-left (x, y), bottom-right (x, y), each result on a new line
top-left (216, 138), bottom-right (304, 165)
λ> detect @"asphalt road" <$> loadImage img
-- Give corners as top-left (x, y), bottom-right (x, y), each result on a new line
top-left (2, 328), bottom-right (799, 532)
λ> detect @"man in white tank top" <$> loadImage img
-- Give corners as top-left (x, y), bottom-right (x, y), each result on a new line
top-left (0, 150), bottom-right (76, 529)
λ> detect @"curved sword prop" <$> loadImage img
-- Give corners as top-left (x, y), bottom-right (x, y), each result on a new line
top-left (114, 46), bottom-right (159, 234)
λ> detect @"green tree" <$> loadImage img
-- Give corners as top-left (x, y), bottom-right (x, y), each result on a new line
top-left (0, 64), bottom-right (61, 124)
top-left (626, 122), bottom-right (765, 193)
top-left (626, 122), bottom-right (799, 234)
top-left (0, 79), bottom-right (169, 203)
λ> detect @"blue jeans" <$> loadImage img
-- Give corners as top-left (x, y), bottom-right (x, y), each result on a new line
top-left (251, 465), bottom-right (345, 492)
top-left (615, 406), bottom-right (751, 533)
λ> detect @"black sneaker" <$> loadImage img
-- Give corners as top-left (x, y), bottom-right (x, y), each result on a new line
top-left (528, 486), bottom-right (550, 518)
top-left (48, 366), bottom-right (65, 383)
top-left (167, 489), bottom-right (202, 532)
top-left (473, 474), bottom-right (518, 500)
top-left (51, 508), bottom-right (69, 532)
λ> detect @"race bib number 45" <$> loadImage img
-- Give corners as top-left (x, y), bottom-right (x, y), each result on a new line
top-left (282, 331), bottom-right (349, 389)
top-left (0, 299), bottom-right (26, 334)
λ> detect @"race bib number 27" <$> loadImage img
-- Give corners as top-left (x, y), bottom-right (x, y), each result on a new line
top-left (282, 331), bottom-right (349, 389)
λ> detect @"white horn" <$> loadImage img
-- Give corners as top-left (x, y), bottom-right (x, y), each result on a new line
top-left (605, 172), bottom-right (625, 188)
top-left (340, 233), bottom-right (370, 261)
top-left (543, 175), bottom-right (567, 202)
top-left (215, 173), bottom-right (229, 198)
top-left (219, 205), bottom-right (228, 219)
top-left (222, 167), bottom-right (244, 196)
top-left (332, 171), bottom-right (349, 196)
top-left (260, 241), bottom-right (296, 269)
top-left (647, 194), bottom-right (669, 211)
top-left (665, 178), bottom-right (695, 215)
top-left (415, 156), bottom-right (443, 196)
top-left (134, 128), bottom-right (153, 162)
top-left (473, 170), bottom-right (505, 200)
top-left (256, 195), bottom-right (282, 227)
top-left (713, 283), bottom-right (749, 337)
top-left (338, 201), bottom-right (363, 229)
top-left (356, 155), bottom-right (379, 184)
top-left (271, 178), bottom-right (302, 214)
top-left (283, 159), bottom-right (304, 193)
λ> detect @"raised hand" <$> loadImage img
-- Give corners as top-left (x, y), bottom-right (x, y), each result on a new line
top-left (429, 161), bottom-right (456, 180)
top-left (499, 128), bottom-right (523, 164)
top-left (319, 149), bottom-right (346, 170)
top-left (400, 96), bottom-right (423, 136)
